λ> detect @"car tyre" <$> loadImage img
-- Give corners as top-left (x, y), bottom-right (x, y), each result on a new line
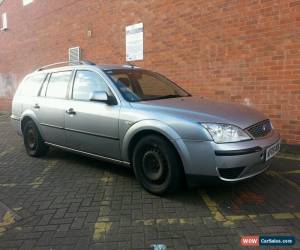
top-left (23, 120), bottom-right (49, 157)
top-left (132, 135), bottom-right (182, 195)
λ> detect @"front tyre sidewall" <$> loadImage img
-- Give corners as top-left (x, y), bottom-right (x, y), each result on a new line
top-left (133, 135), bottom-right (181, 195)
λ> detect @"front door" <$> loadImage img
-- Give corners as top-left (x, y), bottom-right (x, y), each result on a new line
top-left (65, 70), bottom-right (121, 160)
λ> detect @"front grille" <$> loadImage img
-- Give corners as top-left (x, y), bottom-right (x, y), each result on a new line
top-left (246, 120), bottom-right (272, 138)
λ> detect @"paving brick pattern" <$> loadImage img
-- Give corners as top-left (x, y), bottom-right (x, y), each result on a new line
top-left (0, 114), bottom-right (299, 250)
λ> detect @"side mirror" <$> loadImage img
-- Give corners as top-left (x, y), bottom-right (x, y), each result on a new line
top-left (89, 91), bottom-right (117, 105)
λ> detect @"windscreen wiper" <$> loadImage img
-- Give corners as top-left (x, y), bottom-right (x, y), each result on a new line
top-left (152, 94), bottom-right (182, 100)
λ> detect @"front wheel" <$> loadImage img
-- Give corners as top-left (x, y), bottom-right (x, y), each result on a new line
top-left (132, 135), bottom-right (183, 195)
top-left (23, 120), bottom-right (49, 157)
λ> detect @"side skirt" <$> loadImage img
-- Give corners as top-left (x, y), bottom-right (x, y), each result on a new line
top-left (45, 142), bottom-right (131, 167)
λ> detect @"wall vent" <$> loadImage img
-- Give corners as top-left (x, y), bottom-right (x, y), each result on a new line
top-left (69, 47), bottom-right (81, 62)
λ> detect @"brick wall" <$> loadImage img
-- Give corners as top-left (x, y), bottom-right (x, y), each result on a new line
top-left (0, 0), bottom-right (299, 144)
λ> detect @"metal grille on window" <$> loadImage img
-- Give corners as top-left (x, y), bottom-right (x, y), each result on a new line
top-left (69, 47), bottom-right (81, 63)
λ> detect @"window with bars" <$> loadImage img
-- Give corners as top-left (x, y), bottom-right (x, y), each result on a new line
top-left (23, 0), bottom-right (34, 6)
top-left (1, 12), bottom-right (7, 30)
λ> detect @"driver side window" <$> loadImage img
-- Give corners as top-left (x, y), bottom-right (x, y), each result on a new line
top-left (72, 70), bottom-right (110, 101)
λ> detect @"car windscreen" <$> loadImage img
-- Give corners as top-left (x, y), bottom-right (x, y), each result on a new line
top-left (104, 69), bottom-right (190, 102)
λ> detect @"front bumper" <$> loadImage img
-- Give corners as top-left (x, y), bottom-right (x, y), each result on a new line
top-left (177, 129), bottom-right (281, 185)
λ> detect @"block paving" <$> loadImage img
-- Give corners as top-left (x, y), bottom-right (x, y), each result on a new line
top-left (0, 114), bottom-right (299, 249)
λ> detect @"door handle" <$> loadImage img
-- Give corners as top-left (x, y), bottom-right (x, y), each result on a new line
top-left (66, 108), bottom-right (76, 115)
top-left (33, 104), bottom-right (40, 109)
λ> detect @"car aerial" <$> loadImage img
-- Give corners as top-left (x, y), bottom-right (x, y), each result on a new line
top-left (11, 61), bottom-right (281, 195)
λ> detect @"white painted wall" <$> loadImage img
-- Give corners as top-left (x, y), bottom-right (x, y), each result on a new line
top-left (0, 73), bottom-right (18, 97)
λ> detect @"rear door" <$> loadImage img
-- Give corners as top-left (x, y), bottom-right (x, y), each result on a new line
top-left (35, 70), bottom-right (73, 146)
top-left (65, 70), bottom-right (121, 160)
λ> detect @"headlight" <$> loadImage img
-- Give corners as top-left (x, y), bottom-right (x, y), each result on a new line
top-left (202, 123), bottom-right (251, 143)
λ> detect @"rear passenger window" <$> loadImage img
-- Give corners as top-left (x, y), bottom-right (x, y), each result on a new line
top-left (46, 71), bottom-right (72, 99)
top-left (17, 74), bottom-right (46, 97)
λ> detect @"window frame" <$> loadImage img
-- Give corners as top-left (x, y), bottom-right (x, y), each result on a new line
top-left (43, 70), bottom-right (74, 100)
top-left (70, 69), bottom-right (118, 104)
top-left (1, 12), bottom-right (8, 30)
top-left (22, 0), bottom-right (34, 6)
top-left (38, 73), bottom-right (50, 97)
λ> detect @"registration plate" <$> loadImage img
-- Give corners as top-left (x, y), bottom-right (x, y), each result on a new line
top-left (265, 141), bottom-right (280, 161)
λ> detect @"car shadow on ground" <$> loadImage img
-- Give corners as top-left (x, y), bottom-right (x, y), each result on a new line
top-left (40, 147), bottom-right (249, 203)
top-left (40, 147), bottom-right (300, 216)
top-left (45, 147), bottom-right (135, 178)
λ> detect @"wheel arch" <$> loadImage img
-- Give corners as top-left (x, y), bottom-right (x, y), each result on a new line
top-left (122, 120), bottom-right (188, 172)
top-left (20, 110), bottom-right (44, 138)
top-left (127, 130), bottom-right (174, 163)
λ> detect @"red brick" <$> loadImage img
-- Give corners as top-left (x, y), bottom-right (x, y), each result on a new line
top-left (0, 0), bottom-right (299, 144)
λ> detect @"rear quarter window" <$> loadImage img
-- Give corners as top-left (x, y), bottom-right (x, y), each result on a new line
top-left (16, 73), bottom-right (47, 97)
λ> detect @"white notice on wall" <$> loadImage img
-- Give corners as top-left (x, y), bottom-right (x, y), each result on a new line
top-left (126, 23), bottom-right (143, 61)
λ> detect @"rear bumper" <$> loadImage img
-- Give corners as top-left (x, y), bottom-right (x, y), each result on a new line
top-left (176, 129), bottom-right (281, 185)
top-left (11, 115), bottom-right (22, 136)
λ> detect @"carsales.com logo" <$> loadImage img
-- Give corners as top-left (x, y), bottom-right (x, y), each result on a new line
top-left (241, 236), bottom-right (295, 247)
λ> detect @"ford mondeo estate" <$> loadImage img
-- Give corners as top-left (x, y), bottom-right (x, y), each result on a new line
top-left (11, 61), bottom-right (281, 194)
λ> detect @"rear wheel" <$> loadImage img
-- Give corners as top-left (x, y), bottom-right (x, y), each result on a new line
top-left (23, 120), bottom-right (49, 157)
top-left (132, 135), bottom-right (182, 195)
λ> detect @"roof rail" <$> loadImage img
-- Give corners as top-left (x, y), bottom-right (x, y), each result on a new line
top-left (36, 60), bottom-right (96, 71)
top-left (124, 62), bottom-right (138, 69)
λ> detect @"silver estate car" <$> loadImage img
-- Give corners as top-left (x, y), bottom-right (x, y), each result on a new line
top-left (11, 61), bottom-right (281, 194)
